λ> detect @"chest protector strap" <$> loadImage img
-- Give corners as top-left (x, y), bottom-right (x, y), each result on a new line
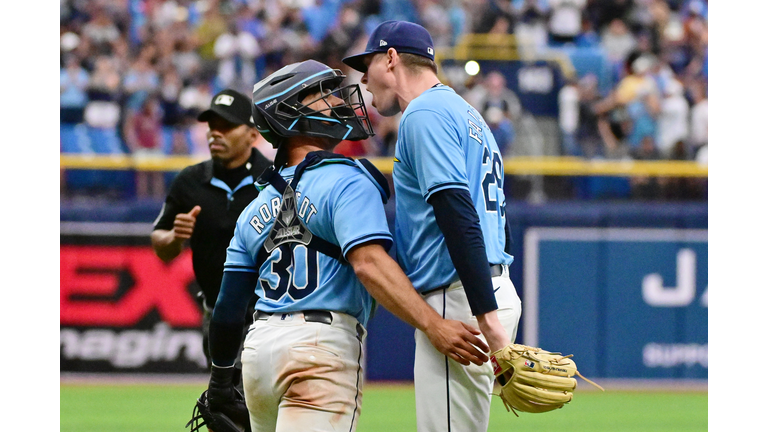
top-left (254, 151), bottom-right (390, 269)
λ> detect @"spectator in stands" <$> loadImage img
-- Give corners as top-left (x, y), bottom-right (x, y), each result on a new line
top-left (574, 74), bottom-right (606, 158)
top-left (656, 78), bottom-right (689, 159)
top-left (600, 18), bottom-right (637, 76)
top-left (60, 54), bottom-right (90, 125)
top-left (160, 67), bottom-right (188, 155)
top-left (548, 0), bottom-right (587, 45)
top-left (265, 3), bottom-right (316, 67)
top-left (172, 34), bottom-right (204, 83)
top-left (485, 106), bottom-right (516, 156)
top-left (179, 79), bottom-right (216, 156)
top-left (417, 0), bottom-right (454, 48)
top-left (84, 56), bottom-right (122, 130)
top-left (475, 71), bottom-right (522, 128)
top-left (688, 79), bottom-right (707, 154)
top-left (575, 13), bottom-right (601, 47)
top-left (315, 4), bottom-right (365, 71)
top-left (80, 4), bottom-right (121, 56)
top-left (83, 55), bottom-right (124, 155)
top-left (123, 46), bottom-right (161, 111)
top-left (514, 0), bottom-right (549, 53)
top-left (558, 78), bottom-right (579, 155)
top-left (680, 2), bottom-right (707, 80)
top-left (588, 0), bottom-right (634, 32)
top-left (470, 0), bottom-right (516, 36)
top-left (646, 0), bottom-right (672, 56)
top-left (195, 1), bottom-right (229, 68)
top-left (213, 22), bottom-right (261, 94)
top-left (623, 54), bottom-right (661, 151)
top-left (593, 52), bottom-right (660, 158)
top-left (559, 73), bottom-right (606, 158)
top-left (108, 34), bottom-right (132, 72)
top-left (152, 26), bottom-right (180, 76)
top-left (124, 95), bottom-right (165, 199)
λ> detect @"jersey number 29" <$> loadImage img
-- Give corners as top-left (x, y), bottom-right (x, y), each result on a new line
top-left (482, 146), bottom-right (505, 216)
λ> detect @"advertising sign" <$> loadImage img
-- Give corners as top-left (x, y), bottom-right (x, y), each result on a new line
top-left (60, 223), bottom-right (208, 373)
top-left (523, 228), bottom-right (708, 379)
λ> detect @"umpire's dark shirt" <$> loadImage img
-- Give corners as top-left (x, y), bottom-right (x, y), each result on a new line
top-left (153, 148), bottom-right (271, 308)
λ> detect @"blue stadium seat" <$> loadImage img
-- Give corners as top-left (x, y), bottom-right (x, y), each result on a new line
top-left (161, 126), bottom-right (175, 154)
top-left (60, 123), bottom-right (92, 154)
top-left (86, 126), bottom-right (124, 154)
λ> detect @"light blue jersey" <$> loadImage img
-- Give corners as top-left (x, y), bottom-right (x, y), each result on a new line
top-left (224, 159), bottom-right (392, 327)
top-left (393, 86), bottom-right (513, 292)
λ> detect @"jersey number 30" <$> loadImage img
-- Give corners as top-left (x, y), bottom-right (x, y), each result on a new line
top-left (260, 244), bottom-right (319, 301)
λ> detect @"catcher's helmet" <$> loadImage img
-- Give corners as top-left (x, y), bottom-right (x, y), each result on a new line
top-left (252, 60), bottom-right (374, 148)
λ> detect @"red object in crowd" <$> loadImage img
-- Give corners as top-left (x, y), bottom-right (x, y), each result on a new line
top-left (334, 139), bottom-right (368, 157)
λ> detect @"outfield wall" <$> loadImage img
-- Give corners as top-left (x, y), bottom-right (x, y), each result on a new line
top-left (60, 200), bottom-right (707, 381)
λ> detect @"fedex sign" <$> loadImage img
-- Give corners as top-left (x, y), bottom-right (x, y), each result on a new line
top-left (60, 246), bottom-right (200, 326)
top-left (60, 241), bottom-right (207, 372)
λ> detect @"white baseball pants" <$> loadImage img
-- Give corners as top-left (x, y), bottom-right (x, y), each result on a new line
top-left (414, 265), bottom-right (521, 432)
top-left (240, 311), bottom-right (366, 432)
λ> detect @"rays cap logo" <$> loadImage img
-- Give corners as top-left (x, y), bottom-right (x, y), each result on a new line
top-left (343, 20), bottom-right (435, 73)
top-left (197, 89), bottom-right (256, 127)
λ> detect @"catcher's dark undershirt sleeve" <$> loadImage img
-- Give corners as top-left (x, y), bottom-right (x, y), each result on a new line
top-left (428, 188), bottom-right (498, 316)
top-left (209, 271), bottom-right (259, 366)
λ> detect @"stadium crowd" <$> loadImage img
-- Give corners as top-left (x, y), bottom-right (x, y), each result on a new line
top-left (60, 0), bottom-right (707, 198)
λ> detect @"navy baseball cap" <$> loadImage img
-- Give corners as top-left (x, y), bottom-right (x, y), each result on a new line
top-left (342, 20), bottom-right (435, 73)
top-left (197, 89), bottom-right (255, 127)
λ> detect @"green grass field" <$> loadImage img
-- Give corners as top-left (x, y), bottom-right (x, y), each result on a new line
top-left (60, 382), bottom-right (707, 432)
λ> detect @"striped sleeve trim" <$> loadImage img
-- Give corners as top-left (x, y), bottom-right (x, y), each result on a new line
top-left (424, 182), bottom-right (470, 200)
top-left (342, 232), bottom-right (394, 257)
top-left (223, 264), bottom-right (259, 273)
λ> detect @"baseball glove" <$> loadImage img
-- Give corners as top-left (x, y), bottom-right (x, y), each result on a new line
top-left (186, 389), bottom-right (252, 432)
top-left (490, 343), bottom-right (604, 416)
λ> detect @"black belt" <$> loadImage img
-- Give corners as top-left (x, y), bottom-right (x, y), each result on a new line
top-left (254, 309), bottom-right (333, 325)
top-left (254, 309), bottom-right (365, 340)
top-left (422, 264), bottom-right (505, 295)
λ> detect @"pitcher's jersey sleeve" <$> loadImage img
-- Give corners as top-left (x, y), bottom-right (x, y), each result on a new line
top-left (399, 108), bottom-right (469, 201)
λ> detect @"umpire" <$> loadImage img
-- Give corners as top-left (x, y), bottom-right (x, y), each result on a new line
top-left (151, 88), bottom-right (271, 370)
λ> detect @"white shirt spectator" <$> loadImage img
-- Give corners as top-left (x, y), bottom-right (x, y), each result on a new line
top-left (600, 19), bottom-right (637, 63)
top-left (214, 28), bottom-right (261, 91)
top-left (558, 82), bottom-right (579, 135)
top-left (548, 0), bottom-right (587, 39)
top-left (656, 79), bottom-right (690, 158)
top-left (689, 96), bottom-right (708, 149)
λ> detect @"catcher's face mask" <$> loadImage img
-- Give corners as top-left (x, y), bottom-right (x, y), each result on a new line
top-left (251, 59), bottom-right (374, 148)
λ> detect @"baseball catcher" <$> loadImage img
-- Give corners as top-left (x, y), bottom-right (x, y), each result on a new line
top-left (490, 344), bottom-right (604, 416)
top-left (186, 366), bottom-right (252, 432)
